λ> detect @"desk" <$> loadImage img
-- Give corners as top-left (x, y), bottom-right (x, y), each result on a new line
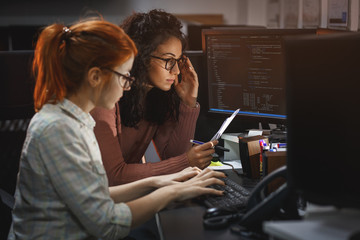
top-left (264, 206), bottom-right (360, 240)
top-left (156, 169), bottom-right (263, 240)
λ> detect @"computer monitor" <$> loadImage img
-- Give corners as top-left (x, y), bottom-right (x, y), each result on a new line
top-left (0, 50), bottom-right (35, 108)
top-left (186, 24), bottom-right (265, 50)
top-left (201, 28), bottom-right (317, 129)
top-left (284, 32), bottom-right (360, 208)
top-left (0, 50), bottom-right (35, 193)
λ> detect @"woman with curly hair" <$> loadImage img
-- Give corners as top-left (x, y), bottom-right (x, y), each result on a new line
top-left (91, 9), bottom-right (217, 185)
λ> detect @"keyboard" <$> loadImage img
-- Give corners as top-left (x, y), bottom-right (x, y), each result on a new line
top-left (203, 177), bottom-right (255, 210)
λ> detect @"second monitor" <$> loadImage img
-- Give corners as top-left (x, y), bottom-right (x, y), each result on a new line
top-left (201, 28), bottom-right (316, 127)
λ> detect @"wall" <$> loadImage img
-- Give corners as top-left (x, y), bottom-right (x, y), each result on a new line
top-left (1, 0), bottom-right (359, 29)
top-left (0, 0), bottom-right (249, 26)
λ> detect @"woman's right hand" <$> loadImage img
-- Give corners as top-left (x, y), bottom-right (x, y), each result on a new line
top-left (187, 140), bottom-right (218, 169)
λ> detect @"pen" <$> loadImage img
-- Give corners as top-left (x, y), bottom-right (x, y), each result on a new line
top-left (190, 139), bottom-right (230, 152)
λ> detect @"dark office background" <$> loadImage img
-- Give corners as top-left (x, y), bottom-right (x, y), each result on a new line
top-left (1, 1), bottom-right (359, 239)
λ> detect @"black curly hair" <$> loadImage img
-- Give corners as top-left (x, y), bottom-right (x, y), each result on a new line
top-left (119, 9), bottom-right (187, 127)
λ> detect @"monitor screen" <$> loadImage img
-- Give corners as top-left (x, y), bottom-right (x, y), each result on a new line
top-left (284, 32), bottom-right (360, 208)
top-left (201, 28), bottom-right (316, 126)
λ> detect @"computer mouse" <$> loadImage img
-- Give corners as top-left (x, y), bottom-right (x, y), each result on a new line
top-left (203, 207), bottom-right (237, 219)
top-left (203, 207), bottom-right (243, 229)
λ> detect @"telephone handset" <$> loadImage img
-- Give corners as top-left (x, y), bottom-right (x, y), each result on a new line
top-left (239, 165), bottom-right (290, 229)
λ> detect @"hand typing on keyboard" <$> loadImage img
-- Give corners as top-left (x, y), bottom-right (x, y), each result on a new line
top-left (203, 177), bottom-right (251, 210)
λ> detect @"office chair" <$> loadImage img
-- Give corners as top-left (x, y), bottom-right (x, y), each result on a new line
top-left (0, 50), bottom-right (35, 239)
top-left (0, 104), bottom-right (34, 239)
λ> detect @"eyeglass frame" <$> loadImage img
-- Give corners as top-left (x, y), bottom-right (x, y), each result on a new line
top-left (150, 55), bottom-right (184, 71)
top-left (102, 67), bottom-right (135, 88)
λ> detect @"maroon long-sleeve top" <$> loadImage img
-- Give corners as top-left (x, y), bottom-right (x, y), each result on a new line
top-left (90, 102), bottom-right (200, 186)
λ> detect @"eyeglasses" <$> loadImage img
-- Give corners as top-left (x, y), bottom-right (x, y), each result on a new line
top-left (150, 55), bottom-right (184, 71)
top-left (102, 68), bottom-right (135, 89)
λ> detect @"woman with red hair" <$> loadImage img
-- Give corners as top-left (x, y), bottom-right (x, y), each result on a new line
top-left (8, 18), bottom-right (224, 240)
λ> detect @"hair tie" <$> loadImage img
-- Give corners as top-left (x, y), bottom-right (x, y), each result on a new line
top-left (63, 26), bottom-right (71, 33)
top-left (61, 27), bottom-right (72, 42)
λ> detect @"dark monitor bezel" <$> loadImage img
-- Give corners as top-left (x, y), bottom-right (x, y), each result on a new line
top-left (284, 32), bottom-right (360, 209)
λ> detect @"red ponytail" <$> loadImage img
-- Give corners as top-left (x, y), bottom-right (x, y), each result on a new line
top-left (33, 20), bottom-right (137, 112)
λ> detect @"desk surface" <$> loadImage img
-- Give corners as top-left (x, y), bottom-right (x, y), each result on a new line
top-left (156, 169), bottom-right (263, 240)
top-left (157, 205), bottom-right (242, 240)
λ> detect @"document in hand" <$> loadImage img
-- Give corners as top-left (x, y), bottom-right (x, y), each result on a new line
top-left (210, 108), bottom-right (240, 141)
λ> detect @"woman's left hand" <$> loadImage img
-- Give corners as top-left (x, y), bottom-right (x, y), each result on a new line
top-left (174, 56), bottom-right (199, 108)
top-left (152, 167), bottom-right (202, 188)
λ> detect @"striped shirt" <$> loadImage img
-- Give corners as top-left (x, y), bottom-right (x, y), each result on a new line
top-left (8, 99), bottom-right (132, 240)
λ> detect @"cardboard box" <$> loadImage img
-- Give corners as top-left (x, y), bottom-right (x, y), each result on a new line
top-left (238, 135), bottom-right (269, 179)
top-left (263, 151), bottom-right (287, 193)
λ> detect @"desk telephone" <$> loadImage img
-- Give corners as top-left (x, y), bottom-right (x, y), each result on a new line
top-left (203, 166), bottom-right (298, 230)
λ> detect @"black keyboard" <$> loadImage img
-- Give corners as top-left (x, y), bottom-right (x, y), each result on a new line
top-left (203, 177), bottom-right (254, 210)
